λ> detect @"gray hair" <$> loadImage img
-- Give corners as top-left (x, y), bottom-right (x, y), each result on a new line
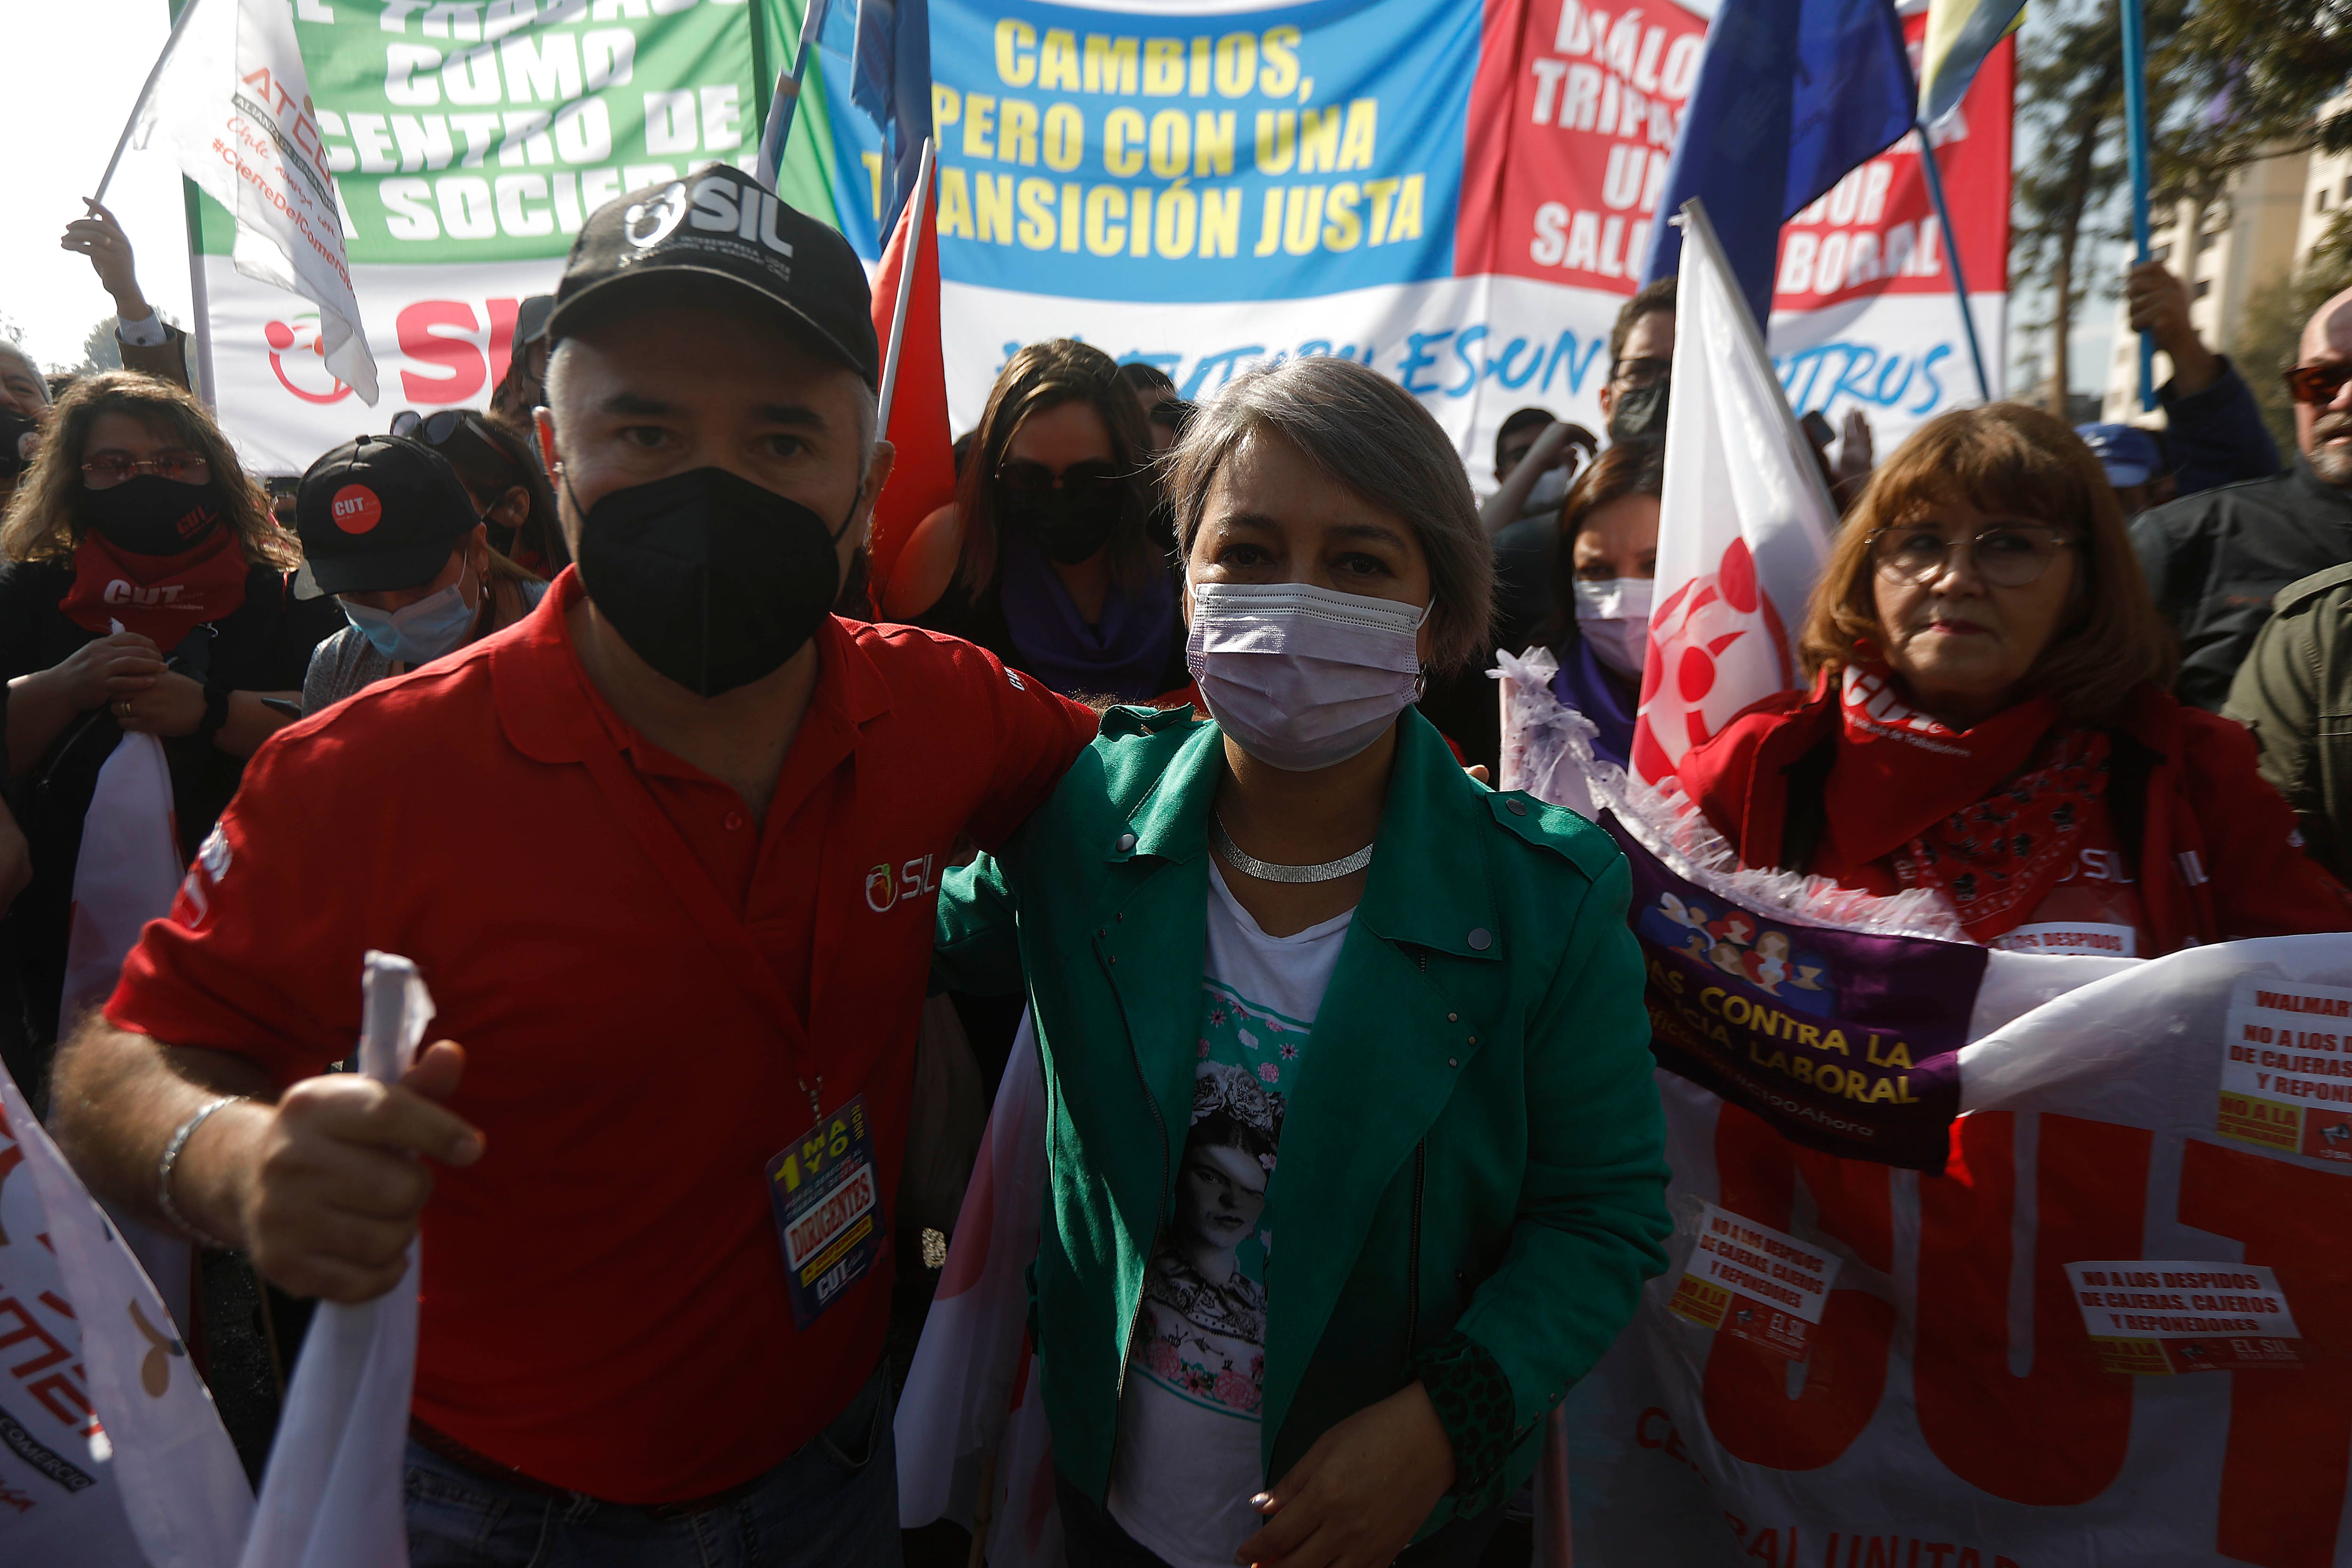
top-left (1166, 355), bottom-right (1494, 670)
top-left (0, 342), bottom-right (48, 405)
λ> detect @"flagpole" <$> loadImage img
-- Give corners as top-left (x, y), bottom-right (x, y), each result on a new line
top-left (756, 0), bottom-right (833, 190)
top-left (1913, 124), bottom-right (1993, 404)
top-left (2119, 0), bottom-right (2157, 411)
top-left (95, 0), bottom-right (211, 204)
top-left (875, 137), bottom-right (936, 435)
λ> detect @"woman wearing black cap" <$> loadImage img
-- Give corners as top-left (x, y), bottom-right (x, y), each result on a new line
top-left (295, 434), bottom-right (547, 714)
top-left (0, 370), bottom-right (342, 1074)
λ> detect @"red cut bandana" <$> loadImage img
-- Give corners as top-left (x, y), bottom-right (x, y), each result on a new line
top-left (1817, 664), bottom-right (2111, 943)
top-left (59, 528), bottom-right (249, 648)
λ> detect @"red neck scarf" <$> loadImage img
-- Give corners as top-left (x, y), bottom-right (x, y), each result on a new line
top-left (1818, 664), bottom-right (2110, 942)
top-left (59, 527), bottom-right (250, 649)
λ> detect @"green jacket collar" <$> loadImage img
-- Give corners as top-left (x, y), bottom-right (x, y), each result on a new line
top-left (1114, 708), bottom-right (1504, 962)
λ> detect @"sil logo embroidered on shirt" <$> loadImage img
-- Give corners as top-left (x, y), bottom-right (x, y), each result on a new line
top-left (865, 855), bottom-right (941, 913)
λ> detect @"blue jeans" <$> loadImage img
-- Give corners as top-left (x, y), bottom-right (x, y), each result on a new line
top-left (404, 1367), bottom-right (903, 1568)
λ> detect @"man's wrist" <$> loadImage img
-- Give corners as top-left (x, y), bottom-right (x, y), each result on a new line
top-left (167, 1098), bottom-right (264, 1250)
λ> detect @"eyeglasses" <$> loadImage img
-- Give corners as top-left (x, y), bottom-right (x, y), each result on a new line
top-left (1611, 356), bottom-right (1669, 390)
top-left (81, 450), bottom-right (210, 488)
top-left (2283, 361), bottom-right (2352, 406)
top-left (996, 460), bottom-right (1126, 495)
top-left (1869, 524), bottom-right (2078, 589)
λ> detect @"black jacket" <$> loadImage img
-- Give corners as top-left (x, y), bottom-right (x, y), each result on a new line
top-left (2130, 456), bottom-right (2352, 710)
top-left (0, 559), bottom-right (342, 1043)
top-left (2160, 356), bottom-right (2280, 501)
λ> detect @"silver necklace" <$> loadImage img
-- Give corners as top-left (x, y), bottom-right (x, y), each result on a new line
top-left (1211, 814), bottom-right (1374, 883)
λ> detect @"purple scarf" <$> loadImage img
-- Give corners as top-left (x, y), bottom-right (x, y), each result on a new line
top-left (1549, 634), bottom-right (1639, 767)
top-left (996, 529), bottom-right (1179, 702)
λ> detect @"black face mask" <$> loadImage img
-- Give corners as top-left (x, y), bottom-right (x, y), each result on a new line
top-left (80, 476), bottom-right (228, 557)
top-left (571, 466), bottom-right (852, 697)
top-left (1607, 375), bottom-right (1670, 445)
top-left (1001, 487), bottom-right (1122, 565)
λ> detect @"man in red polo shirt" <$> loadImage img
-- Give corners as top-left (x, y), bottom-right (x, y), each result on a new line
top-left (49, 165), bottom-right (1097, 1566)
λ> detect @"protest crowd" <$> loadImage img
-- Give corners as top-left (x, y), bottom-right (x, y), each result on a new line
top-left (5, 0), bottom-right (2352, 1563)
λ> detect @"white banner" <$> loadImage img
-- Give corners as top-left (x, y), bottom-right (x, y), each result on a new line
top-left (138, 0), bottom-right (379, 402)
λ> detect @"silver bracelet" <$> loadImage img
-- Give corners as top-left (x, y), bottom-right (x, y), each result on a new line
top-left (157, 1096), bottom-right (243, 1251)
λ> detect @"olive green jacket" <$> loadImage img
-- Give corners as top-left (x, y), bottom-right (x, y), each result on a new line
top-left (2225, 561), bottom-right (2352, 883)
top-left (933, 704), bottom-right (1670, 1530)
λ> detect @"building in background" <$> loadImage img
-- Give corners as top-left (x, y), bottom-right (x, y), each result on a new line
top-left (2102, 92), bottom-right (2352, 421)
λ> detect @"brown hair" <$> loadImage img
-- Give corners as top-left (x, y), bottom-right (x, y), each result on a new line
top-left (1, 370), bottom-right (296, 570)
top-left (1166, 354), bottom-right (1494, 672)
top-left (953, 339), bottom-right (1158, 594)
top-left (1797, 402), bottom-right (2175, 724)
top-left (1550, 439), bottom-right (1667, 626)
top-left (1608, 278), bottom-right (1677, 368)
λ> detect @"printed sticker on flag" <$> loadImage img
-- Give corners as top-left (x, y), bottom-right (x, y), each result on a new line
top-left (1666, 1200), bottom-right (1842, 1361)
top-left (2215, 976), bottom-right (2352, 1162)
top-left (2064, 1261), bottom-right (2304, 1375)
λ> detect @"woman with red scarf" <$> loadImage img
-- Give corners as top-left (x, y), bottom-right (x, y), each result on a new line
top-left (0, 371), bottom-right (342, 1075)
top-left (1678, 403), bottom-right (2351, 957)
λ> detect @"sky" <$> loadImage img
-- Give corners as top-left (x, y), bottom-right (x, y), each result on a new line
top-left (2, 0), bottom-right (195, 371)
top-left (2, 0), bottom-right (2114, 395)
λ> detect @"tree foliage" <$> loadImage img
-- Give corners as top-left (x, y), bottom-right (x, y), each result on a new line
top-left (2010, 0), bottom-right (2352, 398)
top-left (77, 318), bottom-right (124, 377)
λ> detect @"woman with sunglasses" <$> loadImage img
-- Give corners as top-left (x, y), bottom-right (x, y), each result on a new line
top-left (878, 339), bottom-right (1187, 703)
top-left (1678, 403), bottom-right (2351, 957)
top-left (0, 371), bottom-right (342, 1071)
top-left (390, 406), bottom-right (569, 579)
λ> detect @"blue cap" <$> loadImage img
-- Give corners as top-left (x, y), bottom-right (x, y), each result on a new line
top-left (2076, 423), bottom-right (2165, 488)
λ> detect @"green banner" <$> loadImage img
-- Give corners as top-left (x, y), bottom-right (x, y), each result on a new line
top-left (189, 0), bottom-right (847, 259)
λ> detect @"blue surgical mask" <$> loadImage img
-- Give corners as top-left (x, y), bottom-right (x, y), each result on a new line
top-left (341, 570), bottom-right (479, 665)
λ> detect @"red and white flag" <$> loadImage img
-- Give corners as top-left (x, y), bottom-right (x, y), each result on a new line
top-left (1629, 200), bottom-right (1836, 786)
top-left (127, 0), bottom-right (378, 402)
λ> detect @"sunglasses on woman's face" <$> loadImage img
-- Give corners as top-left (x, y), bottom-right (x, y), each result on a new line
top-left (2283, 360), bottom-right (2352, 406)
top-left (995, 461), bottom-right (1125, 494)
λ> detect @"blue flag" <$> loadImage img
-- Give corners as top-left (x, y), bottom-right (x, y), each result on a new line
top-left (1640, 0), bottom-right (1916, 327)
top-left (837, 0), bottom-right (933, 234)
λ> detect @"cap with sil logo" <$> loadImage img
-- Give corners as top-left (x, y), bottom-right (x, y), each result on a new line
top-left (548, 163), bottom-right (880, 388)
top-left (292, 434), bottom-right (481, 598)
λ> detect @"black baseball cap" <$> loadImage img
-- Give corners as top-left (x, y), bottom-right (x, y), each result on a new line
top-left (547, 164), bottom-right (878, 387)
top-left (516, 294), bottom-right (556, 347)
top-left (293, 435), bottom-right (479, 598)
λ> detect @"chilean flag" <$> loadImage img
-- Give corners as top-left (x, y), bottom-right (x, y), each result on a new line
top-left (865, 171), bottom-right (955, 610)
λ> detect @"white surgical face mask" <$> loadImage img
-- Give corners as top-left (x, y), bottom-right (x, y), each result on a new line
top-left (1573, 577), bottom-right (1653, 680)
top-left (1186, 580), bottom-right (1428, 772)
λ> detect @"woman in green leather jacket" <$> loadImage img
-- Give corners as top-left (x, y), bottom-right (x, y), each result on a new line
top-left (933, 356), bottom-right (1669, 1568)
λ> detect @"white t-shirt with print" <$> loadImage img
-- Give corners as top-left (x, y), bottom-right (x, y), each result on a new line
top-left (1104, 862), bottom-right (1353, 1568)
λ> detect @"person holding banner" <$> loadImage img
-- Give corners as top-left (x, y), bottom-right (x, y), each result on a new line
top-left (881, 340), bottom-right (1189, 704)
top-left (934, 355), bottom-right (1669, 1568)
top-left (0, 371), bottom-right (337, 1061)
top-left (58, 199), bottom-right (195, 393)
top-left (1677, 402), bottom-right (2351, 957)
top-left (50, 165), bottom-right (1100, 1568)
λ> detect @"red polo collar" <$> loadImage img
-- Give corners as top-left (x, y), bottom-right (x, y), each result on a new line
top-left (492, 567), bottom-right (892, 767)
